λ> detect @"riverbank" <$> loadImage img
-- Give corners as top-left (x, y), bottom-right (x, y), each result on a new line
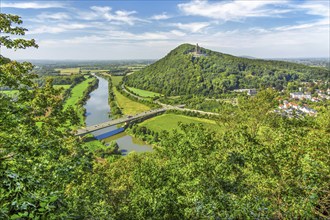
top-left (95, 73), bottom-right (122, 118)
top-left (82, 74), bottom-right (152, 155)
top-left (64, 76), bottom-right (98, 126)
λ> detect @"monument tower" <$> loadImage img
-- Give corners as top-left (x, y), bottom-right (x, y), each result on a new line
top-left (195, 43), bottom-right (200, 54)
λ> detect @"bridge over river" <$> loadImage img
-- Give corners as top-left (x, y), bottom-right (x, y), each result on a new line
top-left (76, 103), bottom-right (219, 136)
top-left (76, 107), bottom-right (172, 136)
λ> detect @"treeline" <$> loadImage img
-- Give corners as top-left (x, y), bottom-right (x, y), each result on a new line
top-left (74, 77), bottom-right (99, 125)
top-left (49, 75), bottom-right (85, 85)
top-left (125, 44), bottom-right (329, 97)
top-left (79, 77), bottom-right (98, 107)
top-left (160, 95), bottom-right (239, 113)
top-left (0, 74), bottom-right (86, 91)
top-left (128, 124), bottom-right (161, 143)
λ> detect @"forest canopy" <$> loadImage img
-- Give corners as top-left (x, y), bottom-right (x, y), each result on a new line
top-left (125, 44), bottom-right (329, 96)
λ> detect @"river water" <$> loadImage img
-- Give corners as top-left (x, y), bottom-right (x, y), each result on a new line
top-left (84, 75), bottom-right (153, 155)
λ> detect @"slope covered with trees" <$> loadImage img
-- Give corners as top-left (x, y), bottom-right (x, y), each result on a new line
top-left (125, 44), bottom-right (329, 96)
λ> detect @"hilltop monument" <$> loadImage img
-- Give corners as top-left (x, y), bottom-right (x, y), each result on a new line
top-left (192, 43), bottom-right (206, 57)
top-left (195, 43), bottom-right (200, 54)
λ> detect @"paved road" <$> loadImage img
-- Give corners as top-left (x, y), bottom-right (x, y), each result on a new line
top-left (173, 106), bottom-right (219, 116)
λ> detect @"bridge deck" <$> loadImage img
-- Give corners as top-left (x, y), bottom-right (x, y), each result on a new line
top-left (75, 104), bottom-right (219, 136)
top-left (76, 107), bottom-right (169, 136)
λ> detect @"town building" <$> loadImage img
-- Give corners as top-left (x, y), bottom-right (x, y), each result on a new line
top-left (290, 92), bottom-right (311, 100)
top-left (234, 89), bottom-right (257, 96)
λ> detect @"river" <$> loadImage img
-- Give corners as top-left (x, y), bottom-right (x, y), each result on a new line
top-left (84, 75), bottom-right (153, 155)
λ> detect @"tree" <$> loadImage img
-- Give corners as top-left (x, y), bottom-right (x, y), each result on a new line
top-left (0, 14), bottom-right (92, 219)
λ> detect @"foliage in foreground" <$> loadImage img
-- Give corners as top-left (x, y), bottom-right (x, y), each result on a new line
top-left (0, 13), bottom-right (93, 219)
top-left (66, 90), bottom-right (330, 219)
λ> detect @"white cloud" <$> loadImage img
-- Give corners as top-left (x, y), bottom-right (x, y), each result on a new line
top-left (39, 29), bottom-right (187, 47)
top-left (273, 1), bottom-right (329, 32)
top-left (178, 0), bottom-right (290, 21)
top-left (105, 30), bottom-right (184, 41)
top-left (90, 6), bottom-right (112, 14)
top-left (298, 1), bottom-right (330, 18)
top-left (169, 30), bottom-right (186, 37)
top-left (28, 23), bottom-right (91, 34)
top-left (171, 22), bottom-right (211, 33)
top-left (79, 6), bottom-right (144, 25)
top-left (36, 12), bottom-right (71, 20)
top-left (150, 13), bottom-right (171, 20)
top-left (2, 2), bottom-right (64, 9)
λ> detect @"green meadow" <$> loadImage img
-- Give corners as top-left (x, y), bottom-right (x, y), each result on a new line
top-left (113, 87), bottom-right (150, 115)
top-left (64, 78), bottom-right (95, 125)
top-left (126, 86), bottom-right (161, 98)
top-left (111, 76), bottom-right (123, 86)
top-left (109, 75), bottom-right (150, 115)
top-left (139, 113), bottom-right (221, 134)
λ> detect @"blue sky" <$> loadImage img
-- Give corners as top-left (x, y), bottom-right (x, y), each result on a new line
top-left (2, 0), bottom-right (329, 60)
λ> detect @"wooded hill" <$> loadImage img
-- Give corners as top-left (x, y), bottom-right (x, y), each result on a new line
top-left (125, 44), bottom-right (329, 96)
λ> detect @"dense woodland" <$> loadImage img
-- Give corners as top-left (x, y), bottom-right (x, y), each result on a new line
top-left (125, 44), bottom-right (329, 97)
top-left (1, 14), bottom-right (330, 219)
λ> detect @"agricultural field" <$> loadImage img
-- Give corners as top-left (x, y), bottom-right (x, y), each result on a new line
top-left (139, 113), bottom-right (222, 134)
top-left (113, 87), bottom-right (150, 115)
top-left (55, 67), bottom-right (81, 75)
top-left (81, 69), bottom-right (109, 74)
top-left (126, 86), bottom-right (161, 98)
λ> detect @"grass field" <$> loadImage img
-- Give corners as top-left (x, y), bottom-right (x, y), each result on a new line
top-left (64, 78), bottom-right (95, 125)
top-left (126, 86), bottom-right (161, 98)
top-left (111, 76), bottom-right (123, 86)
top-left (139, 113), bottom-right (221, 134)
top-left (55, 67), bottom-right (80, 75)
top-left (113, 87), bottom-right (150, 115)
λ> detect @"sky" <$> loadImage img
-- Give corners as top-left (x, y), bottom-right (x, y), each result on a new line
top-left (1, 0), bottom-right (330, 60)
